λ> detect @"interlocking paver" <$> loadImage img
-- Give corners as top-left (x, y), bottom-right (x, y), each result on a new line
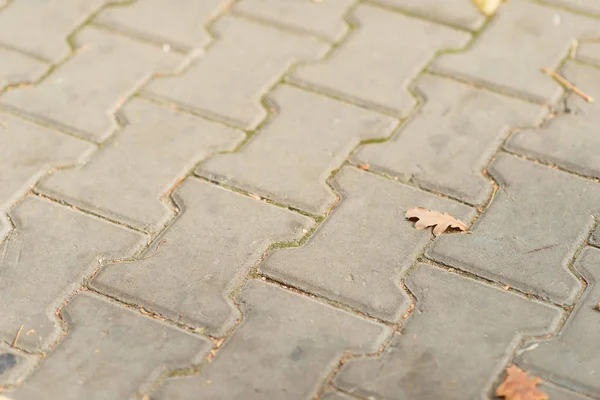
top-left (0, 196), bottom-right (145, 352)
top-left (544, 0), bottom-right (600, 15)
top-left (6, 292), bottom-right (210, 400)
top-left (432, 0), bottom-right (600, 103)
top-left (506, 62), bottom-right (600, 178)
top-left (0, 27), bottom-right (182, 142)
top-left (335, 263), bottom-right (561, 400)
top-left (0, 113), bottom-right (94, 212)
top-left (517, 246), bottom-right (600, 397)
top-left (95, 0), bottom-right (229, 51)
top-left (0, 48), bottom-right (47, 91)
top-left (577, 41), bottom-right (600, 65)
top-left (198, 85), bottom-right (397, 215)
top-left (371, 0), bottom-right (486, 30)
top-left (153, 280), bottom-right (390, 400)
top-left (290, 3), bottom-right (470, 116)
top-left (92, 177), bottom-right (312, 336)
top-left (0, 0), bottom-right (118, 62)
top-left (145, 15), bottom-right (327, 129)
top-left (233, 0), bottom-right (352, 41)
top-left (260, 166), bottom-right (474, 321)
top-left (427, 153), bottom-right (600, 305)
top-left (38, 98), bottom-right (244, 231)
top-left (321, 390), bottom-right (356, 400)
top-left (353, 74), bottom-right (543, 205)
top-left (539, 383), bottom-right (593, 400)
top-left (0, 344), bottom-right (35, 387)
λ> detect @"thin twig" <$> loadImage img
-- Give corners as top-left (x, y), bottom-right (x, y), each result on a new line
top-left (12, 325), bottom-right (23, 347)
top-left (540, 67), bottom-right (594, 103)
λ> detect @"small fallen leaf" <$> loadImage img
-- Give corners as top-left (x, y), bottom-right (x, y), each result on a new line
top-left (358, 163), bottom-right (370, 170)
top-left (496, 365), bottom-right (548, 400)
top-left (405, 207), bottom-right (468, 236)
top-left (472, 0), bottom-right (505, 16)
top-left (594, 302), bottom-right (600, 312)
top-left (249, 193), bottom-right (262, 201)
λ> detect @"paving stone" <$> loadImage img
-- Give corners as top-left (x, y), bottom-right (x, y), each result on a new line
top-left (197, 85), bottom-right (396, 215)
top-left (38, 98), bottom-right (243, 232)
top-left (95, 0), bottom-right (229, 51)
top-left (290, 4), bottom-right (470, 117)
top-left (92, 178), bottom-right (312, 336)
top-left (0, 196), bottom-right (145, 352)
top-left (371, 0), bottom-right (486, 30)
top-left (260, 166), bottom-right (474, 321)
top-left (321, 390), bottom-right (357, 400)
top-left (0, 345), bottom-right (36, 387)
top-left (517, 247), bottom-right (600, 397)
top-left (432, 0), bottom-right (600, 104)
top-left (153, 279), bottom-right (390, 400)
top-left (335, 263), bottom-right (561, 400)
top-left (577, 41), bottom-right (600, 65)
top-left (0, 48), bottom-right (47, 91)
top-left (145, 15), bottom-right (327, 129)
top-left (505, 62), bottom-right (600, 179)
top-left (354, 74), bottom-right (543, 205)
top-left (8, 292), bottom-right (210, 400)
top-left (0, 27), bottom-right (182, 142)
top-left (0, 0), bottom-right (117, 62)
top-left (234, 0), bottom-right (352, 41)
top-left (427, 153), bottom-right (600, 305)
top-left (0, 113), bottom-right (94, 213)
top-left (538, 382), bottom-right (594, 400)
top-left (543, 0), bottom-right (600, 16)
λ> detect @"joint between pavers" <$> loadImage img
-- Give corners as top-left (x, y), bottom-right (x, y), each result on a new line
top-left (533, 0), bottom-right (600, 20)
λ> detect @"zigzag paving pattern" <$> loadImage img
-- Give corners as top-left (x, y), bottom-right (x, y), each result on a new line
top-left (1, 0), bottom-right (599, 399)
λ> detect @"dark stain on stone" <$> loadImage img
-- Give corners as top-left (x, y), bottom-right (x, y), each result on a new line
top-left (0, 353), bottom-right (17, 375)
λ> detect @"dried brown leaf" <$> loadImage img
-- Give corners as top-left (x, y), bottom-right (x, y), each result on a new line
top-left (358, 163), bottom-right (370, 170)
top-left (594, 302), bottom-right (600, 312)
top-left (405, 207), bottom-right (468, 236)
top-left (496, 365), bottom-right (548, 400)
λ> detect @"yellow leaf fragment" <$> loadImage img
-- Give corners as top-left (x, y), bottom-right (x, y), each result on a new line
top-left (405, 207), bottom-right (468, 236)
top-left (473, 0), bottom-right (503, 16)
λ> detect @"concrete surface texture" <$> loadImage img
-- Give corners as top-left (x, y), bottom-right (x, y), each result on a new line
top-left (0, 0), bottom-right (599, 399)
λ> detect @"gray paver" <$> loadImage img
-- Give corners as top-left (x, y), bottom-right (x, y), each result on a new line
top-left (544, 0), bottom-right (600, 15)
top-left (0, 48), bottom-right (47, 91)
top-left (353, 74), bottom-right (543, 205)
top-left (0, 113), bottom-right (94, 212)
top-left (92, 177), bottom-right (312, 336)
top-left (291, 3), bottom-right (470, 116)
top-left (0, 345), bottom-right (35, 387)
top-left (0, 0), bottom-right (115, 62)
top-left (539, 382), bottom-right (595, 400)
top-left (0, 27), bottom-right (182, 142)
top-left (506, 62), bottom-right (600, 178)
top-left (335, 263), bottom-right (561, 400)
top-left (7, 292), bottom-right (210, 400)
top-left (234, 0), bottom-right (353, 41)
top-left (517, 246), bottom-right (600, 397)
top-left (95, 0), bottom-right (229, 51)
top-left (427, 153), bottom-right (600, 305)
top-left (38, 98), bottom-right (244, 232)
top-left (153, 279), bottom-right (390, 400)
top-left (0, 196), bottom-right (145, 352)
top-left (577, 41), bottom-right (600, 65)
top-left (321, 390), bottom-right (357, 400)
top-left (145, 15), bottom-right (327, 129)
top-left (372, 0), bottom-right (486, 30)
top-left (260, 166), bottom-right (474, 321)
top-left (431, 0), bottom-right (600, 103)
top-left (197, 84), bottom-right (396, 215)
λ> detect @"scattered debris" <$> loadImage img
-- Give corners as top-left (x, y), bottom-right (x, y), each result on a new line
top-left (405, 207), bottom-right (469, 236)
top-left (496, 365), bottom-right (548, 400)
top-left (540, 66), bottom-right (594, 103)
top-left (472, 0), bottom-right (506, 16)
top-left (249, 193), bottom-right (262, 201)
top-left (12, 325), bottom-right (23, 348)
top-left (25, 329), bottom-right (35, 336)
top-left (357, 163), bottom-right (370, 170)
top-left (594, 302), bottom-right (600, 312)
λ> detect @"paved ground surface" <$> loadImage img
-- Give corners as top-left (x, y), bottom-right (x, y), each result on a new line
top-left (1, 0), bottom-right (600, 399)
